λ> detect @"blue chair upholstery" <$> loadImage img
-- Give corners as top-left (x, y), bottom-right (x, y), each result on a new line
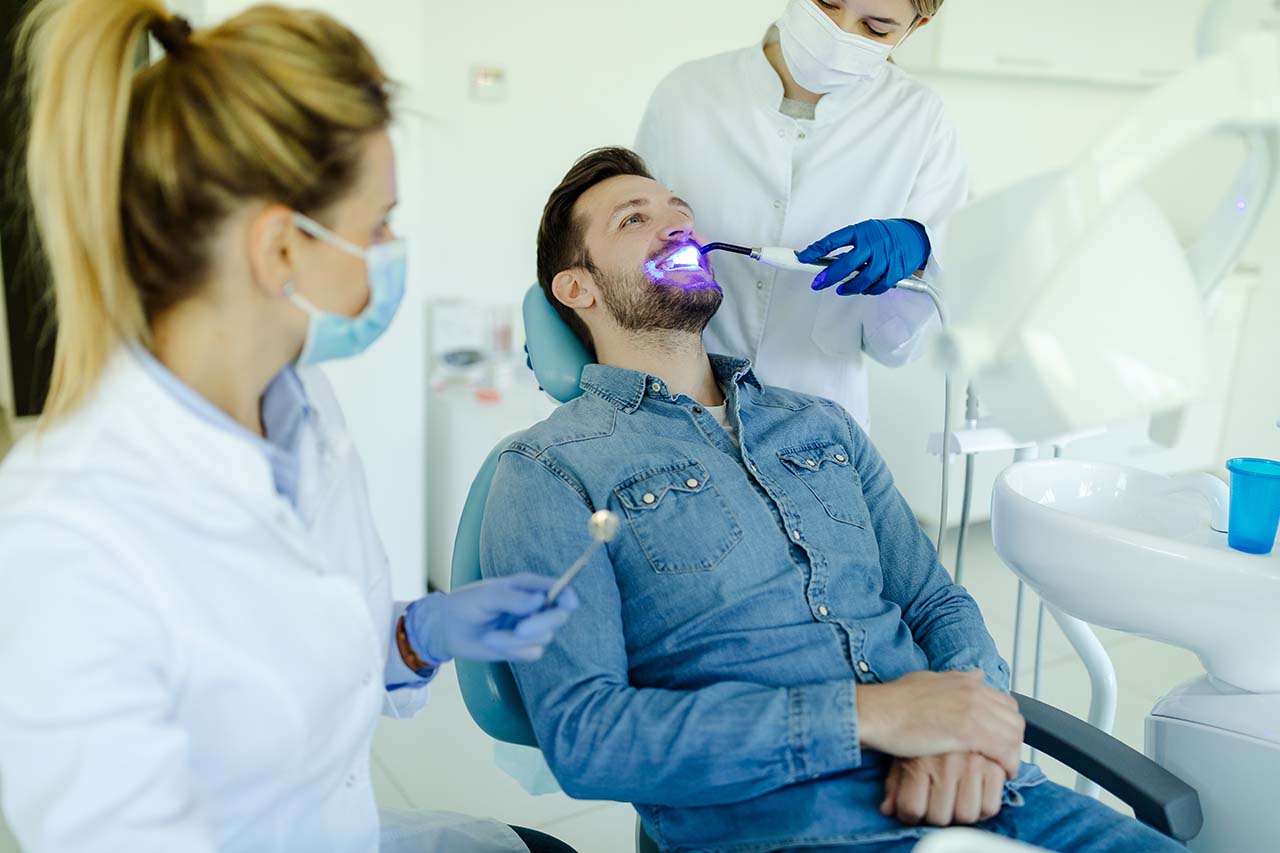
top-left (448, 286), bottom-right (1201, 851)
top-left (523, 284), bottom-right (589, 404)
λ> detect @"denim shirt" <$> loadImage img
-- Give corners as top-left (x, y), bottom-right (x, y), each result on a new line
top-left (481, 356), bottom-right (1036, 853)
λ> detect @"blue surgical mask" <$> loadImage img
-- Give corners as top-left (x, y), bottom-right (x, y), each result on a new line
top-left (285, 212), bottom-right (407, 366)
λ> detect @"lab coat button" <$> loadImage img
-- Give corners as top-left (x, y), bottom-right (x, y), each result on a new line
top-left (756, 281), bottom-right (765, 290)
top-left (346, 774), bottom-right (356, 787)
top-left (777, 129), bottom-right (786, 138)
top-left (818, 605), bottom-right (830, 617)
top-left (859, 661), bottom-right (870, 673)
top-left (685, 478), bottom-right (699, 488)
top-left (798, 131), bottom-right (807, 140)
top-left (773, 200), bottom-right (783, 209)
top-left (643, 493), bottom-right (656, 505)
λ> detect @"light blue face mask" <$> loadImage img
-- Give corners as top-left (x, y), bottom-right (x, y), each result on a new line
top-left (285, 212), bottom-right (407, 366)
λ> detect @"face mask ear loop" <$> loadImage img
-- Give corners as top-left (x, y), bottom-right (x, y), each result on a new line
top-left (292, 212), bottom-right (368, 259)
top-left (888, 15), bottom-right (922, 60)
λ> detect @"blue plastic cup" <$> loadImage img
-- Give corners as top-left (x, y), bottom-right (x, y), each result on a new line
top-left (1226, 458), bottom-right (1280, 555)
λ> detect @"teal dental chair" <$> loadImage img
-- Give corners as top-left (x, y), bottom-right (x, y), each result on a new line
top-left (450, 286), bottom-right (1204, 853)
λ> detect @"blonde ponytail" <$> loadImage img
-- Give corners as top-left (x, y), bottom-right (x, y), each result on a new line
top-left (17, 0), bottom-right (392, 422)
top-left (19, 0), bottom-right (163, 421)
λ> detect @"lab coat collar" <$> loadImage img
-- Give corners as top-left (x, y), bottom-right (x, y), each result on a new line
top-left (745, 26), bottom-right (885, 127)
top-left (579, 355), bottom-right (761, 413)
top-left (95, 347), bottom-right (303, 507)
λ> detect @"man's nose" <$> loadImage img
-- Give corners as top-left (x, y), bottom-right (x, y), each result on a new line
top-left (660, 215), bottom-right (694, 243)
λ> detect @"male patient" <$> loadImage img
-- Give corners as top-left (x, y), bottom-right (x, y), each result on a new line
top-left (480, 148), bottom-right (1181, 853)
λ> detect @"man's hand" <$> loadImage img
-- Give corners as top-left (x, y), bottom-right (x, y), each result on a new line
top-left (881, 753), bottom-right (1007, 827)
top-left (857, 670), bottom-right (1025, 778)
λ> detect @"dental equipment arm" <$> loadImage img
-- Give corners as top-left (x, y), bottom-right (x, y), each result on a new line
top-left (934, 30), bottom-right (1280, 441)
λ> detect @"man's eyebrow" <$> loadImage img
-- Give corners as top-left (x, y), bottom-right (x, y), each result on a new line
top-left (671, 196), bottom-right (694, 216)
top-left (609, 198), bottom-right (650, 224)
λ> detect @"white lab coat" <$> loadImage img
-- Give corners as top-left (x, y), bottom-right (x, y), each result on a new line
top-left (0, 349), bottom-right (524, 853)
top-left (635, 33), bottom-right (969, 430)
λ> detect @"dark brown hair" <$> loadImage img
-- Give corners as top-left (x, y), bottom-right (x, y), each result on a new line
top-left (535, 146), bottom-right (653, 356)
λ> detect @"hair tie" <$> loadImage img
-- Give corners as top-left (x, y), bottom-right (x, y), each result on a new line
top-left (149, 15), bottom-right (193, 57)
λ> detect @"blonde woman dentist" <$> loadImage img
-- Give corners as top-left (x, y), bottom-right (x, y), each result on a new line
top-left (0, 2), bottom-right (578, 852)
top-left (636, 0), bottom-right (966, 430)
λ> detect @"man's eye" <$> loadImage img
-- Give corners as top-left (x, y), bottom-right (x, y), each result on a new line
top-left (623, 214), bottom-right (644, 227)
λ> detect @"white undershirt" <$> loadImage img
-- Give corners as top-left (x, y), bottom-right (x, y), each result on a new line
top-left (707, 400), bottom-right (738, 444)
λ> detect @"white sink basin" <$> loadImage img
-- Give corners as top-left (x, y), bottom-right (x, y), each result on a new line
top-left (992, 460), bottom-right (1280, 693)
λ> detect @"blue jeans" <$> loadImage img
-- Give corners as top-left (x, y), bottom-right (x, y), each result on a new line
top-left (797, 779), bottom-right (1185, 852)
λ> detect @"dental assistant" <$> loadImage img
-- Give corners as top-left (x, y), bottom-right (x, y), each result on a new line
top-left (635, 0), bottom-right (966, 429)
top-left (0, 3), bottom-right (575, 852)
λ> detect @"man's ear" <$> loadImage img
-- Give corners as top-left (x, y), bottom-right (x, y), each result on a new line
top-left (551, 269), bottom-right (597, 311)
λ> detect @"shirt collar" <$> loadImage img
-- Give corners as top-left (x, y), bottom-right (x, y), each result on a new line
top-left (744, 26), bottom-right (887, 126)
top-left (579, 355), bottom-right (761, 413)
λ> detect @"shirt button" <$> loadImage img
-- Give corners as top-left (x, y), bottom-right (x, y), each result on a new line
top-left (692, 406), bottom-right (704, 414)
top-left (651, 382), bottom-right (662, 393)
top-left (859, 661), bottom-right (871, 673)
top-left (799, 131), bottom-right (807, 140)
top-left (835, 454), bottom-right (847, 463)
top-left (643, 493), bottom-right (656, 505)
top-left (818, 605), bottom-right (830, 617)
top-left (685, 478), bottom-right (700, 488)
top-left (791, 530), bottom-right (802, 541)
top-left (805, 459), bottom-right (817, 468)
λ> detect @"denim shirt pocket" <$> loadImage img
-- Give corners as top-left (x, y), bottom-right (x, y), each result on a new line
top-left (778, 441), bottom-right (872, 528)
top-left (614, 460), bottom-right (743, 574)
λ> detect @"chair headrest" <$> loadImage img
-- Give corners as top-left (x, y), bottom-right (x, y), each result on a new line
top-left (522, 284), bottom-right (592, 404)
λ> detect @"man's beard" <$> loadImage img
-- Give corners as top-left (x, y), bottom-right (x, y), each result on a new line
top-left (588, 253), bottom-right (723, 337)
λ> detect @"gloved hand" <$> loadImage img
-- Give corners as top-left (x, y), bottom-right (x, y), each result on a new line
top-left (523, 342), bottom-right (545, 392)
top-left (798, 219), bottom-right (932, 296)
top-left (403, 574), bottom-right (579, 665)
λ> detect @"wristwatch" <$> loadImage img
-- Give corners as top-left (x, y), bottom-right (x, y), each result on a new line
top-left (395, 615), bottom-right (436, 678)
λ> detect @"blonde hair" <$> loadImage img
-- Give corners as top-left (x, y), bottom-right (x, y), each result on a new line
top-left (16, 0), bottom-right (392, 421)
top-left (912, 0), bottom-right (945, 16)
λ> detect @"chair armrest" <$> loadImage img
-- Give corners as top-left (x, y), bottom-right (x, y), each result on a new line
top-left (1013, 692), bottom-right (1203, 842)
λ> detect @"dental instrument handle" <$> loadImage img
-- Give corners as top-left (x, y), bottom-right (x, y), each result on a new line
top-left (750, 246), bottom-right (835, 273)
top-left (545, 540), bottom-right (603, 606)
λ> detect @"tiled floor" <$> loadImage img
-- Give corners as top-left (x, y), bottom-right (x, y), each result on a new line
top-left (0, 523), bottom-right (1209, 852)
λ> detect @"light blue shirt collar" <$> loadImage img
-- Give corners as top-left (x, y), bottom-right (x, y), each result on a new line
top-left (134, 347), bottom-right (311, 507)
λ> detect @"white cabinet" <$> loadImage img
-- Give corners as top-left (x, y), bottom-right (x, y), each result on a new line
top-left (898, 0), bottom-right (1208, 87)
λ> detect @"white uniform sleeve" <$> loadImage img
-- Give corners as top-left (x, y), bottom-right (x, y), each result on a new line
top-left (0, 519), bottom-right (217, 853)
top-left (634, 71), bottom-right (677, 182)
top-left (862, 106), bottom-right (970, 367)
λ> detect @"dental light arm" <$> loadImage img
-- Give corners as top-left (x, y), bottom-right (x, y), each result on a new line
top-left (934, 29), bottom-right (1280, 442)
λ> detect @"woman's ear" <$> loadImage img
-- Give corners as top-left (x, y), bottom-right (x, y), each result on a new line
top-left (246, 204), bottom-right (298, 298)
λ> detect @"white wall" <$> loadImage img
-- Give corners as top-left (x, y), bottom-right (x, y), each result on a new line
top-left (190, 1), bottom-right (1279, 593)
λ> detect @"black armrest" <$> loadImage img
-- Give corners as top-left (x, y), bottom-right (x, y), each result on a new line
top-left (1013, 692), bottom-right (1203, 842)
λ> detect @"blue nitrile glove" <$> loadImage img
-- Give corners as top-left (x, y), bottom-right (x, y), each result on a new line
top-left (799, 219), bottom-right (932, 296)
top-left (403, 574), bottom-right (580, 665)
top-left (523, 342), bottom-right (545, 392)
